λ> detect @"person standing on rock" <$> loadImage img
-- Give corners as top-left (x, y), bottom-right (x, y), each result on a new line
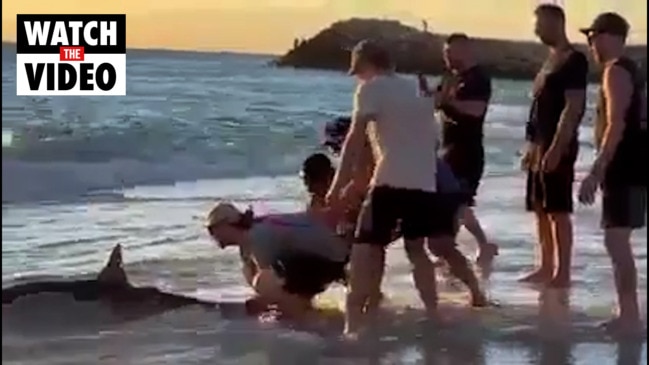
top-left (418, 33), bottom-right (498, 265)
top-left (520, 4), bottom-right (588, 288)
top-left (578, 12), bottom-right (646, 337)
top-left (326, 40), bottom-right (445, 339)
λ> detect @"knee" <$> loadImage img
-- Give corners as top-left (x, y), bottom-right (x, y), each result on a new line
top-left (404, 240), bottom-right (429, 264)
top-left (548, 212), bottom-right (572, 225)
top-left (427, 237), bottom-right (457, 258)
top-left (603, 229), bottom-right (634, 263)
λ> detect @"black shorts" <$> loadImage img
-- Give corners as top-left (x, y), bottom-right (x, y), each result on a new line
top-left (443, 149), bottom-right (485, 206)
top-left (525, 168), bottom-right (575, 213)
top-left (601, 185), bottom-right (647, 229)
top-left (355, 186), bottom-right (456, 246)
top-left (525, 144), bottom-right (577, 214)
top-left (272, 252), bottom-right (347, 298)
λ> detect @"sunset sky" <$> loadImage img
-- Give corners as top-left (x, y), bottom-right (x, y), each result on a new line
top-left (2, 0), bottom-right (646, 54)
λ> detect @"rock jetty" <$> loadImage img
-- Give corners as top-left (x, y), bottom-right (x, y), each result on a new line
top-left (274, 18), bottom-right (647, 81)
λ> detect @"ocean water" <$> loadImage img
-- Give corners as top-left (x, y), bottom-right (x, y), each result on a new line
top-left (1, 45), bottom-right (646, 365)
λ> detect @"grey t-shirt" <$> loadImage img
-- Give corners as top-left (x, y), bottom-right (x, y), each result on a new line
top-left (248, 213), bottom-right (349, 266)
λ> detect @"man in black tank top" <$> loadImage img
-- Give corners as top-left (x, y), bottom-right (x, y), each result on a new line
top-left (521, 5), bottom-right (588, 288)
top-left (578, 12), bottom-right (646, 337)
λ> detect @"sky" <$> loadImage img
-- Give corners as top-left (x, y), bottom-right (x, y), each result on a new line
top-left (2, 0), bottom-right (646, 54)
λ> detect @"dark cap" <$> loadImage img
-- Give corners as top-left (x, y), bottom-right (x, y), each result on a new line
top-left (348, 40), bottom-right (393, 75)
top-left (580, 12), bottom-right (629, 38)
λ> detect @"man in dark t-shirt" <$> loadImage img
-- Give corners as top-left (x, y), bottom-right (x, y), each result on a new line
top-left (422, 33), bottom-right (498, 264)
top-left (521, 4), bottom-right (587, 288)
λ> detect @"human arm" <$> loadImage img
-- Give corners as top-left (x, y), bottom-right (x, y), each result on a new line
top-left (326, 82), bottom-right (376, 206)
top-left (240, 248), bottom-right (258, 287)
top-left (579, 65), bottom-right (632, 205)
top-left (418, 73), bottom-right (433, 96)
top-left (545, 53), bottom-right (588, 161)
top-left (590, 65), bottom-right (633, 180)
top-left (438, 69), bottom-right (491, 118)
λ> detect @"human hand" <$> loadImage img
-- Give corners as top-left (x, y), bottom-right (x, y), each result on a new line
top-left (325, 187), bottom-right (342, 212)
top-left (578, 172), bottom-right (599, 206)
top-left (417, 73), bottom-right (432, 96)
top-left (520, 144), bottom-right (536, 171)
top-left (541, 146), bottom-right (562, 172)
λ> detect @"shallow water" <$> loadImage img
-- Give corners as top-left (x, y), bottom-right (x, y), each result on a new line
top-left (2, 45), bottom-right (647, 364)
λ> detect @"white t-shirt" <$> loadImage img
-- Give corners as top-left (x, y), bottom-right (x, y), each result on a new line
top-left (353, 74), bottom-right (438, 192)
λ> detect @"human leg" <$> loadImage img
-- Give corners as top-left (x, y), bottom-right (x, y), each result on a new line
top-left (401, 189), bottom-right (454, 317)
top-left (600, 186), bottom-right (646, 336)
top-left (345, 186), bottom-right (397, 338)
top-left (427, 194), bottom-right (486, 306)
top-left (452, 155), bottom-right (497, 263)
top-left (521, 170), bottom-right (555, 283)
top-left (542, 168), bottom-right (576, 287)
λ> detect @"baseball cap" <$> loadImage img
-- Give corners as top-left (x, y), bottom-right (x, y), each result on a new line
top-left (348, 40), bottom-right (393, 75)
top-left (205, 202), bottom-right (242, 227)
top-left (579, 12), bottom-right (629, 38)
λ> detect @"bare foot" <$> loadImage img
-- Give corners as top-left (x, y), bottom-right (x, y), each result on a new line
top-left (601, 317), bottom-right (644, 338)
top-left (547, 275), bottom-right (571, 288)
top-left (476, 243), bottom-right (498, 265)
top-left (471, 292), bottom-right (489, 307)
top-left (519, 269), bottom-right (552, 284)
top-left (341, 330), bottom-right (362, 342)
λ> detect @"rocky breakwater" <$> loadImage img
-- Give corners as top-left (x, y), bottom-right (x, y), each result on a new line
top-left (274, 18), bottom-right (647, 81)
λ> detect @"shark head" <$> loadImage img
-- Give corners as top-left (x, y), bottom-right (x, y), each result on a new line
top-left (97, 244), bottom-right (129, 287)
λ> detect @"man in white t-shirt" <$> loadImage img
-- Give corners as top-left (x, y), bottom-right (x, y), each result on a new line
top-left (326, 40), bottom-right (445, 338)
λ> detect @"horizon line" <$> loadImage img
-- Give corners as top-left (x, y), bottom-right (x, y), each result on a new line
top-left (0, 41), bottom-right (280, 57)
top-left (3, 38), bottom-right (647, 57)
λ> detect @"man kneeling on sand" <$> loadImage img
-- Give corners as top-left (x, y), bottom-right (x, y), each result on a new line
top-left (205, 202), bottom-right (349, 322)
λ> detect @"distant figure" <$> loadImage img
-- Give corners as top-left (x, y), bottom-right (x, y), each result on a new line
top-left (520, 4), bottom-right (587, 287)
top-left (422, 19), bottom-right (428, 33)
top-left (578, 12), bottom-right (646, 337)
top-left (293, 38), bottom-right (299, 49)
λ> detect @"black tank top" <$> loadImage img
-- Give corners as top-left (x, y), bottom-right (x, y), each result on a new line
top-left (595, 57), bottom-right (647, 186)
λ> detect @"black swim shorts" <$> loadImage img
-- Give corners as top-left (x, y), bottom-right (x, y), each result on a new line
top-left (272, 252), bottom-right (347, 298)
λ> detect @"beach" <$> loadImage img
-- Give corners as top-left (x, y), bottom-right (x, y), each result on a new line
top-left (2, 45), bottom-right (646, 365)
